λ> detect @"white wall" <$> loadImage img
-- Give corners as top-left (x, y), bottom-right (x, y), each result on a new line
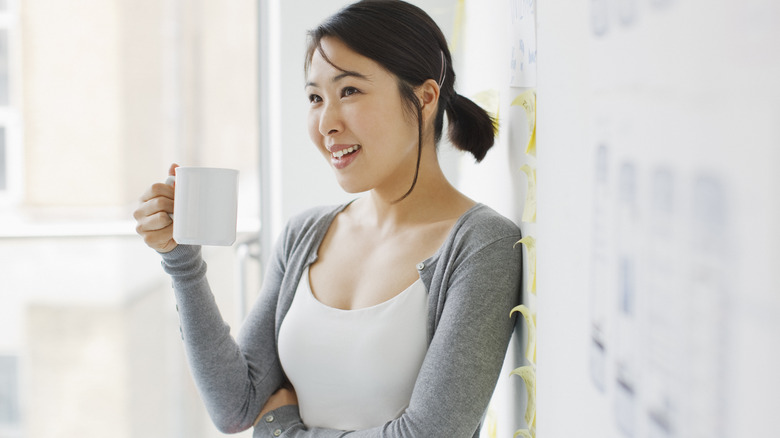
top-left (455, 0), bottom-right (535, 436)
top-left (537, 1), bottom-right (780, 437)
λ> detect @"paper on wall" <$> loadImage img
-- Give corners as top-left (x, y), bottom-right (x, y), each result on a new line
top-left (520, 164), bottom-right (537, 222)
top-left (511, 90), bottom-right (536, 156)
top-left (471, 89), bottom-right (501, 135)
top-left (450, 0), bottom-right (466, 51)
top-left (510, 365), bottom-right (537, 426)
top-left (515, 235), bottom-right (537, 294)
top-left (509, 0), bottom-right (537, 87)
top-left (511, 304), bottom-right (537, 364)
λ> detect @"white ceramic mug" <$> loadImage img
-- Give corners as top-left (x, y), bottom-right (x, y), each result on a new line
top-left (168, 167), bottom-right (239, 246)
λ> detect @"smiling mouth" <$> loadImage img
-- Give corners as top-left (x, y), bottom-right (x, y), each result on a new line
top-left (331, 144), bottom-right (361, 159)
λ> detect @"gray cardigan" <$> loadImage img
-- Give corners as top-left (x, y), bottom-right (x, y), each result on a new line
top-left (162, 202), bottom-right (522, 437)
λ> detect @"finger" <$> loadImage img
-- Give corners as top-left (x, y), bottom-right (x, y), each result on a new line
top-left (168, 163), bottom-right (179, 176)
top-left (140, 227), bottom-right (177, 253)
top-left (136, 210), bottom-right (174, 233)
top-left (137, 223), bottom-right (171, 243)
top-left (139, 182), bottom-right (175, 203)
top-left (133, 195), bottom-right (174, 221)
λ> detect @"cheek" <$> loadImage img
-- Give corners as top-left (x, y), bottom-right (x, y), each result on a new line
top-left (307, 111), bottom-right (322, 146)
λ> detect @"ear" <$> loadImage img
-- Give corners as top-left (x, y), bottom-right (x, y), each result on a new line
top-left (416, 79), bottom-right (441, 125)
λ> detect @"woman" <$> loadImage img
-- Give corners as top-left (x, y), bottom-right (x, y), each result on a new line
top-left (134, 1), bottom-right (522, 436)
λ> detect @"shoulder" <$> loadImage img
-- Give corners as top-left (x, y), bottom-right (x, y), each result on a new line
top-left (277, 202), bottom-right (350, 252)
top-left (434, 203), bottom-right (522, 267)
top-left (454, 203), bottom-right (521, 246)
top-left (462, 204), bottom-right (520, 232)
top-left (286, 203), bottom-right (345, 231)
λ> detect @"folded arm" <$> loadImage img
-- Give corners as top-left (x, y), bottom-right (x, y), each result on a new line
top-left (254, 235), bottom-right (522, 438)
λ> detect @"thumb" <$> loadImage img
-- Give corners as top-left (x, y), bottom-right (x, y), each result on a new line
top-left (168, 163), bottom-right (179, 176)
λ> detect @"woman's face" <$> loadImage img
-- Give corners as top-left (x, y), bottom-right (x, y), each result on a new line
top-left (306, 37), bottom-right (420, 196)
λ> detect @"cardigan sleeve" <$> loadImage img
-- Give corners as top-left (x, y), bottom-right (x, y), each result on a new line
top-left (161, 230), bottom-right (291, 434)
top-left (256, 228), bottom-right (523, 438)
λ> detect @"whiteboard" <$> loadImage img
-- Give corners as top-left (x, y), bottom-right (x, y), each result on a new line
top-left (535, 0), bottom-right (780, 437)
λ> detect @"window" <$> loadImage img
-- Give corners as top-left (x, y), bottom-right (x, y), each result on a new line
top-left (0, 355), bottom-right (20, 435)
top-left (0, 29), bottom-right (8, 106)
top-left (0, 2), bottom-right (15, 201)
top-left (0, 119), bottom-right (18, 201)
top-left (0, 1), bottom-right (260, 436)
top-left (0, 128), bottom-right (5, 191)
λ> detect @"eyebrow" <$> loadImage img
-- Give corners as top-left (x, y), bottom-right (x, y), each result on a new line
top-left (305, 70), bottom-right (371, 88)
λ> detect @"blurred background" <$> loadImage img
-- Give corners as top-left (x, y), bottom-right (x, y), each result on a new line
top-left (0, 0), bottom-right (263, 436)
top-left (2, 0), bottom-right (780, 437)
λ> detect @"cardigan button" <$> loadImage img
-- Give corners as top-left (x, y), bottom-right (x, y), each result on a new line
top-left (265, 414), bottom-right (274, 423)
top-left (416, 262), bottom-right (425, 270)
top-left (273, 429), bottom-right (282, 437)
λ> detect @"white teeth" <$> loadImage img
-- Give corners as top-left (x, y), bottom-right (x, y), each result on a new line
top-left (332, 145), bottom-right (360, 159)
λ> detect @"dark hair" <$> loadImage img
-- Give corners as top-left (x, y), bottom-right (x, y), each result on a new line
top-left (305, 0), bottom-right (496, 200)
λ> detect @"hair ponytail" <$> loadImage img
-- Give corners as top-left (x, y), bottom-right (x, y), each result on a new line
top-left (443, 93), bottom-right (496, 163)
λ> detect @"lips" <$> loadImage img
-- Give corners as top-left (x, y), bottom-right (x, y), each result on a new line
top-left (328, 144), bottom-right (361, 170)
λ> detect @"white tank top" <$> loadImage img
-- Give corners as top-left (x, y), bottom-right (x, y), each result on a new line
top-left (277, 266), bottom-right (429, 430)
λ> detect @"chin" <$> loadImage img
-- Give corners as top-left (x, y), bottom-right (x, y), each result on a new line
top-left (334, 178), bottom-right (370, 194)
top-left (338, 184), bottom-right (369, 195)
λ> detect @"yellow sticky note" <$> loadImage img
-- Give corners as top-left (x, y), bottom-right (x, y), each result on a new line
top-left (510, 365), bottom-right (536, 426)
top-left (510, 304), bottom-right (536, 365)
top-left (511, 90), bottom-right (536, 156)
top-left (532, 313), bottom-right (536, 364)
top-left (471, 89), bottom-right (500, 135)
top-left (519, 164), bottom-right (537, 223)
top-left (514, 235), bottom-right (537, 294)
top-left (514, 430), bottom-right (533, 438)
top-left (485, 406), bottom-right (497, 438)
top-left (450, 0), bottom-right (466, 52)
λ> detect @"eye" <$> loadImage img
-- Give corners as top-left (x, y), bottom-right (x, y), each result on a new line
top-left (308, 94), bottom-right (322, 104)
top-left (341, 87), bottom-right (360, 98)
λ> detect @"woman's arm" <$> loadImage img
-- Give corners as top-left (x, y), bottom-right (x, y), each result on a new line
top-left (256, 233), bottom-right (522, 438)
top-left (162, 235), bottom-right (290, 434)
top-left (135, 166), bottom-right (280, 431)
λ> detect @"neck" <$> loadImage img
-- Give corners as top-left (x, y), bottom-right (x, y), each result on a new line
top-left (359, 151), bottom-right (469, 233)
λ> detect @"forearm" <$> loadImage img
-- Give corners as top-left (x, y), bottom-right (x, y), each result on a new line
top-left (162, 245), bottom-right (275, 433)
top-left (254, 405), bottom-right (455, 438)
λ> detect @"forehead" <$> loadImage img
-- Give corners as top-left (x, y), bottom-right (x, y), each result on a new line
top-left (307, 37), bottom-right (386, 83)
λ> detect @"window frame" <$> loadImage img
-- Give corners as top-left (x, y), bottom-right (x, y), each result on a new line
top-left (0, 353), bottom-right (21, 436)
top-left (0, 1), bottom-right (21, 206)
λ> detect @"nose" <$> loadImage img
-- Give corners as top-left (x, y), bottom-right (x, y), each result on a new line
top-left (318, 101), bottom-right (343, 137)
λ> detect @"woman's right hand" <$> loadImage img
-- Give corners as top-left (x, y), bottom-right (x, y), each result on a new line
top-left (254, 384), bottom-right (299, 426)
top-left (134, 164), bottom-right (179, 253)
